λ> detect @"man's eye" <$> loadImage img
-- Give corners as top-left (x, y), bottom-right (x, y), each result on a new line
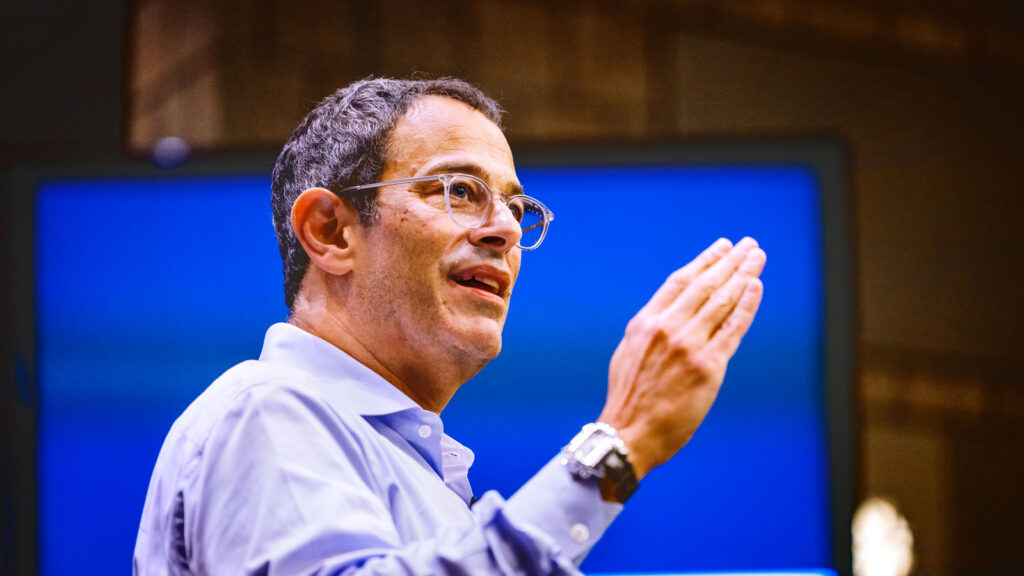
top-left (507, 200), bottom-right (524, 222)
top-left (450, 182), bottom-right (472, 199)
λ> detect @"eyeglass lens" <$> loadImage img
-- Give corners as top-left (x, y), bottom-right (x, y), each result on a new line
top-left (445, 175), bottom-right (546, 249)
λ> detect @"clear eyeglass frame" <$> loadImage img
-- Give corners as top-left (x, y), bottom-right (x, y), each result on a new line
top-left (336, 173), bottom-right (554, 250)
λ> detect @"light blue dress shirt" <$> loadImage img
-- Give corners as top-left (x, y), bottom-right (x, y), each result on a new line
top-left (134, 323), bottom-right (621, 575)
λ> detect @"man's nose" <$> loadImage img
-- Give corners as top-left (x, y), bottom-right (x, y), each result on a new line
top-left (467, 199), bottom-right (522, 252)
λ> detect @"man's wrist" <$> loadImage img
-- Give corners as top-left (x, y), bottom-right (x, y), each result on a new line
top-left (609, 425), bottom-right (656, 481)
top-left (561, 422), bottom-right (639, 504)
top-left (595, 410), bottom-right (659, 481)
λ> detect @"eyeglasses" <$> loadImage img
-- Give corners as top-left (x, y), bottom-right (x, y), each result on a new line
top-left (337, 173), bottom-right (554, 250)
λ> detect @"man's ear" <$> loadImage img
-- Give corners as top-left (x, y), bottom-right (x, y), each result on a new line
top-left (291, 188), bottom-right (361, 276)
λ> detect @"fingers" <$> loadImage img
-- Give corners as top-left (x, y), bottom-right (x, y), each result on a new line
top-left (709, 275), bottom-right (764, 357)
top-left (643, 238), bottom-right (733, 314)
top-left (688, 246), bottom-right (766, 339)
top-left (601, 238), bottom-right (766, 480)
top-left (664, 237), bottom-right (759, 322)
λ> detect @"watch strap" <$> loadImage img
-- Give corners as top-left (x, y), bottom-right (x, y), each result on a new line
top-left (600, 445), bottom-right (639, 503)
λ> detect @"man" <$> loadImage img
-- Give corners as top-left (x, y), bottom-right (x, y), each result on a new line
top-left (134, 77), bottom-right (765, 575)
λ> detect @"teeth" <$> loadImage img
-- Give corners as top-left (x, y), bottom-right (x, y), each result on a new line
top-left (473, 276), bottom-right (500, 292)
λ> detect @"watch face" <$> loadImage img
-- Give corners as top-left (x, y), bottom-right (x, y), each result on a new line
top-left (568, 426), bottom-right (620, 469)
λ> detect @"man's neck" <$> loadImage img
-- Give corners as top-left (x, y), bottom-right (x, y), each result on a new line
top-left (287, 300), bottom-right (459, 414)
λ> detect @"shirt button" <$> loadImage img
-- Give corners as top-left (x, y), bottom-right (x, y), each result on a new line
top-left (417, 425), bottom-right (432, 438)
top-left (569, 523), bottom-right (590, 544)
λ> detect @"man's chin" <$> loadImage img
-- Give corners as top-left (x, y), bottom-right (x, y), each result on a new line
top-left (452, 320), bottom-right (504, 364)
top-left (470, 327), bottom-right (503, 360)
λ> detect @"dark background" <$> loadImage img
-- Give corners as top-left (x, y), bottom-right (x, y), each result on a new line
top-left (4, 1), bottom-right (1024, 575)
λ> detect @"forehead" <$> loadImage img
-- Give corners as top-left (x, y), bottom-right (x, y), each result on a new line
top-left (382, 95), bottom-right (517, 188)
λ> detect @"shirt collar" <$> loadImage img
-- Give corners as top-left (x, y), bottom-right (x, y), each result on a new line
top-left (257, 322), bottom-right (475, 502)
top-left (258, 322), bottom-right (418, 417)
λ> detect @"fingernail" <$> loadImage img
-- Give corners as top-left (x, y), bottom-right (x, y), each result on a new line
top-left (713, 237), bottom-right (731, 251)
top-left (738, 237), bottom-right (758, 249)
top-left (745, 248), bottom-right (766, 265)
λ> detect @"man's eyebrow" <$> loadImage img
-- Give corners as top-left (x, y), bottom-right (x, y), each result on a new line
top-left (425, 162), bottom-right (525, 196)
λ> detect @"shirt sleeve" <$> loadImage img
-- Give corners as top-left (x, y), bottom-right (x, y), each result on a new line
top-left (183, 381), bottom-right (621, 576)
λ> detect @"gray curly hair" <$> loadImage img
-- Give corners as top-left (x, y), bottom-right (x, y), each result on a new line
top-left (271, 77), bottom-right (503, 310)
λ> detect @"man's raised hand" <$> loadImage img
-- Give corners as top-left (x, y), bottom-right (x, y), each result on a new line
top-left (598, 237), bottom-right (766, 480)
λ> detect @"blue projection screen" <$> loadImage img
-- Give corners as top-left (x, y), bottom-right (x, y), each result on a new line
top-left (35, 158), bottom-right (845, 576)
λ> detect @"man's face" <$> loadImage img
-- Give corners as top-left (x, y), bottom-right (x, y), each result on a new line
top-left (347, 95), bottom-right (523, 381)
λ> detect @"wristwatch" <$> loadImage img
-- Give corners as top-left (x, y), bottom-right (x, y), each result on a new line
top-left (560, 422), bottom-right (639, 503)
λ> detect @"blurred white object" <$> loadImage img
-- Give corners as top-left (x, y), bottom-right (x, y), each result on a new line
top-left (853, 497), bottom-right (915, 576)
top-left (152, 136), bottom-right (191, 168)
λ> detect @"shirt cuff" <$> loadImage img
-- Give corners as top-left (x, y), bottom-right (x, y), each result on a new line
top-left (502, 453), bottom-right (623, 563)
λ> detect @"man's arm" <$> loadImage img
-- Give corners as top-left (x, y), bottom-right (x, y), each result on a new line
top-left (599, 237), bottom-right (766, 485)
top-left (176, 382), bottom-right (614, 576)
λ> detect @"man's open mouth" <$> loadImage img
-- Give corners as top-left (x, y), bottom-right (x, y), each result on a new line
top-left (451, 273), bottom-right (501, 295)
top-left (449, 266), bottom-right (510, 297)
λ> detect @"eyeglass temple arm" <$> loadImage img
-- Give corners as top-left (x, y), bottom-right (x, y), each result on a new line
top-left (521, 220), bottom-right (545, 234)
top-left (339, 175), bottom-right (441, 194)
